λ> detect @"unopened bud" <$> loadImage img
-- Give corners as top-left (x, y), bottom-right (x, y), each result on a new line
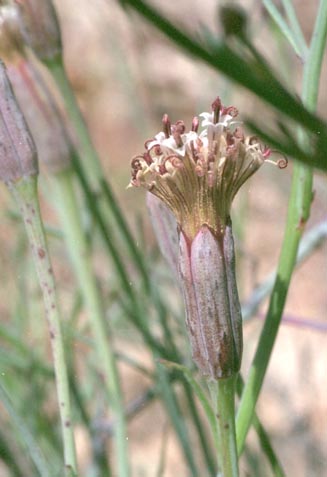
top-left (0, 59), bottom-right (38, 183)
top-left (179, 223), bottom-right (242, 379)
top-left (7, 58), bottom-right (71, 173)
top-left (14, 0), bottom-right (62, 63)
top-left (219, 4), bottom-right (248, 39)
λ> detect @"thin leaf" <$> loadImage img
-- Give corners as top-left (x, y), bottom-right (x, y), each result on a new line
top-left (159, 360), bottom-right (218, 448)
top-left (0, 382), bottom-right (52, 477)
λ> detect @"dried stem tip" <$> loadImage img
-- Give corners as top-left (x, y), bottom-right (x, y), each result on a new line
top-left (0, 59), bottom-right (38, 183)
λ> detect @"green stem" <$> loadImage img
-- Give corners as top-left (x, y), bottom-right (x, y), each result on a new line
top-left (236, 0), bottom-right (327, 454)
top-left (52, 167), bottom-right (129, 477)
top-left (236, 377), bottom-right (285, 476)
top-left (263, 0), bottom-right (308, 60)
top-left (0, 382), bottom-right (51, 477)
top-left (9, 176), bottom-right (77, 477)
top-left (208, 377), bottom-right (239, 477)
top-left (182, 381), bottom-right (216, 475)
top-left (156, 363), bottom-right (198, 477)
top-left (281, 0), bottom-right (309, 57)
top-left (48, 58), bottom-right (103, 192)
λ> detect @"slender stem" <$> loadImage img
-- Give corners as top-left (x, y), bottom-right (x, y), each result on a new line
top-left (236, 376), bottom-right (285, 477)
top-left (208, 377), bottom-right (239, 477)
top-left (156, 363), bottom-right (198, 477)
top-left (182, 381), bottom-right (217, 475)
top-left (71, 152), bottom-right (168, 357)
top-left (263, 0), bottom-right (308, 60)
top-left (48, 58), bottom-right (103, 192)
top-left (281, 0), bottom-right (309, 57)
top-left (236, 0), bottom-right (327, 454)
top-left (52, 167), bottom-right (130, 477)
top-left (48, 57), bottom-right (154, 295)
top-left (9, 176), bottom-right (77, 477)
top-left (0, 382), bottom-right (51, 477)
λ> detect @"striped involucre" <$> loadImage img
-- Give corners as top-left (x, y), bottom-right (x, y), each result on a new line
top-left (179, 222), bottom-right (242, 379)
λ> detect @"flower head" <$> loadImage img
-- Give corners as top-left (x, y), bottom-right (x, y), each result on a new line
top-left (130, 97), bottom-right (286, 379)
top-left (130, 97), bottom-right (284, 240)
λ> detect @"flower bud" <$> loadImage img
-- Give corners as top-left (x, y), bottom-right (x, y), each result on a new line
top-left (219, 4), bottom-right (248, 39)
top-left (179, 224), bottom-right (242, 379)
top-left (0, 59), bottom-right (38, 183)
top-left (7, 58), bottom-right (71, 173)
top-left (13, 0), bottom-right (62, 63)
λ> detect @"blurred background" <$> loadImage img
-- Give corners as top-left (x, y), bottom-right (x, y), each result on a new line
top-left (0, 0), bottom-right (326, 476)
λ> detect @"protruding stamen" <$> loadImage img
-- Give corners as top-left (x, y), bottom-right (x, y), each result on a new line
top-left (212, 96), bottom-right (222, 124)
top-left (172, 120), bottom-right (185, 147)
top-left (276, 156), bottom-right (288, 169)
top-left (144, 138), bottom-right (155, 150)
top-left (143, 151), bottom-right (153, 165)
top-left (162, 114), bottom-right (171, 138)
top-left (131, 156), bottom-right (143, 180)
top-left (147, 143), bottom-right (161, 157)
top-left (191, 116), bottom-right (199, 133)
top-left (264, 150), bottom-right (288, 169)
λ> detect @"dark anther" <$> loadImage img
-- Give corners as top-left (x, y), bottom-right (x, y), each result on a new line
top-left (131, 156), bottom-right (143, 179)
top-left (162, 114), bottom-right (171, 138)
top-left (173, 132), bottom-right (183, 147)
top-left (172, 121), bottom-right (185, 148)
top-left (131, 156), bottom-right (143, 169)
top-left (222, 106), bottom-right (238, 117)
top-left (212, 97), bottom-right (222, 124)
top-left (233, 127), bottom-right (244, 141)
top-left (158, 164), bottom-right (167, 175)
top-left (248, 135), bottom-right (259, 145)
top-left (174, 120), bottom-right (185, 134)
top-left (226, 131), bottom-right (235, 146)
top-left (143, 151), bottom-right (153, 165)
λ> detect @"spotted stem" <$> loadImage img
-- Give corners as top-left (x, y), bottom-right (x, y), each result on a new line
top-left (8, 176), bottom-right (78, 477)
